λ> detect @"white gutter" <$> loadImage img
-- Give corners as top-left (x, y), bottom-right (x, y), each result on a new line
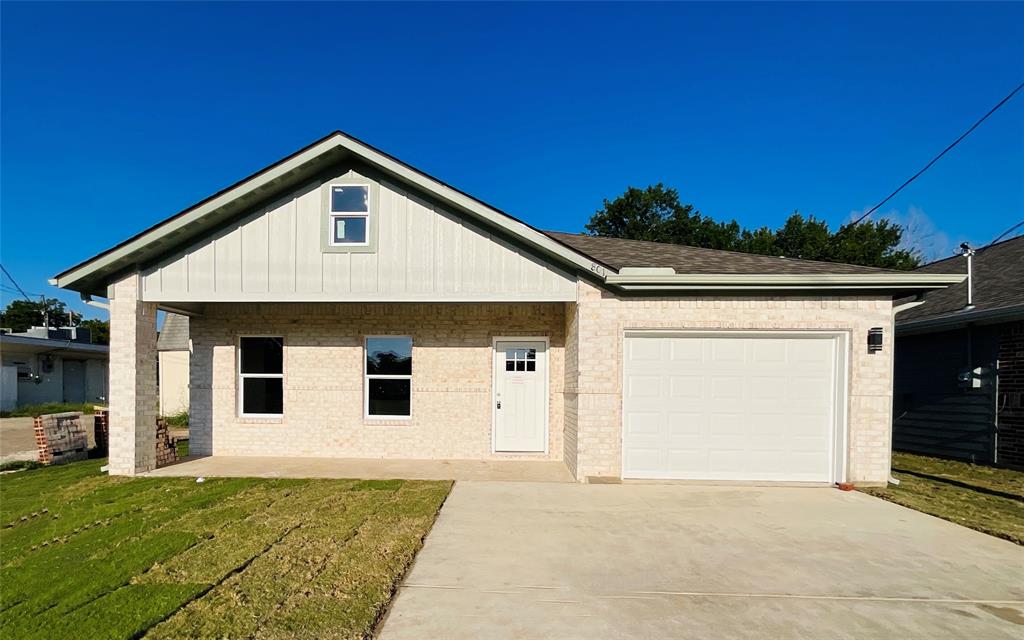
top-left (80, 294), bottom-right (110, 310)
top-left (604, 272), bottom-right (965, 291)
top-left (893, 298), bottom-right (926, 315)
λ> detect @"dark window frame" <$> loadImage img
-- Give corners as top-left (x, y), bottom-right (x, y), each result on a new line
top-left (364, 336), bottom-right (413, 419)
top-left (238, 336), bottom-right (284, 418)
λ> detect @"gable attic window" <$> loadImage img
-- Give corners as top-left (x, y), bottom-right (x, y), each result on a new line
top-left (329, 184), bottom-right (369, 245)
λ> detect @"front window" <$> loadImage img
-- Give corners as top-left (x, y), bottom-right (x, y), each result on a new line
top-left (365, 337), bottom-right (412, 419)
top-left (239, 337), bottom-right (283, 416)
top-left (329, 185), bottom-right (369, 245)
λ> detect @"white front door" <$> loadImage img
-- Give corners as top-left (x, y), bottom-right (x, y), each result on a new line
top-left (494, 340), bottom-right (547, 452)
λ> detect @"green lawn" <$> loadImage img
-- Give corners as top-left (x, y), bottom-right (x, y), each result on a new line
top-left (0, 402), bottom-right (100, 418)
top-left (862, 452), bottom-right (1024, 545)
top-left (0, 458), bottom-right (451, 639)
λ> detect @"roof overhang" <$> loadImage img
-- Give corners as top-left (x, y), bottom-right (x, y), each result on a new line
top-left (604, 272), bottom-right (966, 294)
top-left (896, 302), bottom-right (1024, 336)
top-left (0, 334), bottom-right (109, 355)
top-left (51, 130), bottom-right (967, 300)
top-left (52, 131), bottom-right (607, 296)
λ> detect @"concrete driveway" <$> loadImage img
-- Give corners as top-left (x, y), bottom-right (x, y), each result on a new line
top-left (379, 483), bottom-right (1024, 639)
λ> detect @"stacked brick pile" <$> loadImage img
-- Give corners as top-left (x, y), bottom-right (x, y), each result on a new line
top-left (34, 412), bottom-right (89, 465)
top-left (93, 408), bottom-right (109, 457)
top-left (155, 418), bottom-right (179, 467)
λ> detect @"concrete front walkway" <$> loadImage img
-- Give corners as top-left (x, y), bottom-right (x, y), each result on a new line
top-left (143, 455), bottom-right (573, 482)
top-left (380, 483), bottom-right (1024, 639)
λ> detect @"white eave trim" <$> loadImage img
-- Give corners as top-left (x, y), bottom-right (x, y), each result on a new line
top-left (604, 272), bottom-right (966, 291)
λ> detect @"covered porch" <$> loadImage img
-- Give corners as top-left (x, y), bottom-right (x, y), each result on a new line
top-left (143, 455), bottom-right (574, 482)
top-left (106, 272), bottom-right (572, 477)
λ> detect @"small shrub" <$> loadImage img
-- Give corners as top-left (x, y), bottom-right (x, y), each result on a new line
top-left (0, 403), bottom-right (101, 418)
top-left (0, 460), bottom-right (42, 472)
top-left (162, 411), bottom-right (189, 427)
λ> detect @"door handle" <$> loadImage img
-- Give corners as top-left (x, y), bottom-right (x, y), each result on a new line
top-left (496, 401), bottom-right (501, 409)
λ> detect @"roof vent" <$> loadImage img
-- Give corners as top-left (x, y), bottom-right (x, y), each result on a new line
top-left (957, 242), bottom-right (976, 310)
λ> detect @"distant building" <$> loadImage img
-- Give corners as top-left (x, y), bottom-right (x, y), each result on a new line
top-left (0, 325), bottom-right (109, 411)
top-left (157, 313), bottom-right (190, 416)
top-left (893, 235), bottom-right (1023, 469)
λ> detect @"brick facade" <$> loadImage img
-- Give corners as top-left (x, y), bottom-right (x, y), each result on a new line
top-left (108, 273), bottom-right (897, 484)
top-left (997, 321), bottom-right (1024, 468)
top-left (107, 274), bottom-right (158, 475)
top-left (567, 281), bottom-right (895, 485)
top-left (189, 302), bottom-right (565, 461)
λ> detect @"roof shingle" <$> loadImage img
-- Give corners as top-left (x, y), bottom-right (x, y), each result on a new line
top-left (544, 231), bottom-right (902, 275)
top-left (897, 235), bottom-right (1024, 324)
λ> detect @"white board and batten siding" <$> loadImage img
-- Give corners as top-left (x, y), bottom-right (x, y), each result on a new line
top-left (141, 171), bottom-right (577, 302)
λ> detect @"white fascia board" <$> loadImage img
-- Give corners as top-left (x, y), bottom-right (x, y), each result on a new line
top-left (604, 272), bottom-right (966, 291)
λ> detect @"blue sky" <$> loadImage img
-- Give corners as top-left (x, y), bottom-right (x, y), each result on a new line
top-left (2, 2), bottom-right (1022, 320)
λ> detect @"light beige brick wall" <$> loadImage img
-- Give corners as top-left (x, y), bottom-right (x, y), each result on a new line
top-left (107, 274), bottom-right (158, 476)
top-left (573, 280), bottom-right (895, 485)
top-left (563, 302), bottom-right (580, 478)
top-left (190, 302), bottom-right (565, 460)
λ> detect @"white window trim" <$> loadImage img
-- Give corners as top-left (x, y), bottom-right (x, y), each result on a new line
top-left (328, 183), bottom-right (371, 247)
top-left (238, 335), bottom-right (285, 419)
top-left (364, 335), bottom-right (413, 420)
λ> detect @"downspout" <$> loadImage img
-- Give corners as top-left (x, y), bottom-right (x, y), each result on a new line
top-left (80, 294), bottom-right (109, 310)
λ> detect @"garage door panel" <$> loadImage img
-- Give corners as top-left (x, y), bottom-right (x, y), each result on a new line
top-left (751, 340), bottom-right (786, 363)
top-left (750, 376), bottom-right (785, 399)
top-left (623, 334), bottom-right (838, 482)
top-left (666, 448), bottom-right (708, 473)
top-left (711, 339), bottom-right (746, 363)
top-left (626, 375), bottom-right (663, 398)
top-left (670, 339), bottom-right (703, 362)
top-left (710, 376), bottom-right (743, 400)
top-left (625, 448), bottom-right (666, 475)
top-left (625, 411), bottom-right (662, 437)
top-left (629, 337), bottom-right (666, 362)
top-left (667, 413), bottom-right (704, 436)
top-left (669, 376), bottom-right (703, 399)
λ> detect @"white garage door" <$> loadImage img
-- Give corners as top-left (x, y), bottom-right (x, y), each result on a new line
top-left (622, 333), bottom-right (840, 482)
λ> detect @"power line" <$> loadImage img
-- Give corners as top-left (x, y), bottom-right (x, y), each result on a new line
top-left (980, 219), bottom-right (1024, 252)
top-left (0, 264), bottom-right (32, 302)
top-left (840, 81), bottom-right (1024, 234)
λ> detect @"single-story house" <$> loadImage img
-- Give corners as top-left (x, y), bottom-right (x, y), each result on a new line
top-left (157, 313), bottom-right (190, 416)
top-left (0, 326), bottom-right (109, 411)
top-left (893, 235), bottom-right (1023, 469)
top-left (51, 131), bottom-right (962, 483)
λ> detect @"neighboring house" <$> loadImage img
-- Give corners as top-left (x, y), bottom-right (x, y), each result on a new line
top-left (50, 131), bottom-right (962, 483)
top-left (893, 235), bottom-right (1024, 469)
top-left (157, 313), bottom-right (190, 416)
top-left (0, 326), bottom-right (109, 410)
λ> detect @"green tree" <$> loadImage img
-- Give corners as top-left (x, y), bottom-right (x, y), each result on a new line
top-left (78, 318), bottom-right (110, 345)
top-left (0, 298), bottom-right (81, 332)
top-left (585, 185), bottom-right (921, 270)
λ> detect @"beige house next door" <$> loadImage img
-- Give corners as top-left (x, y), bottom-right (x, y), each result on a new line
top-left (493, 340), bottom-right (548, 453)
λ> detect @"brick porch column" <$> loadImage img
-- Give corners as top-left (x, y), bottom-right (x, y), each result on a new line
top-left (107, 273), bottom-right (158, 475)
